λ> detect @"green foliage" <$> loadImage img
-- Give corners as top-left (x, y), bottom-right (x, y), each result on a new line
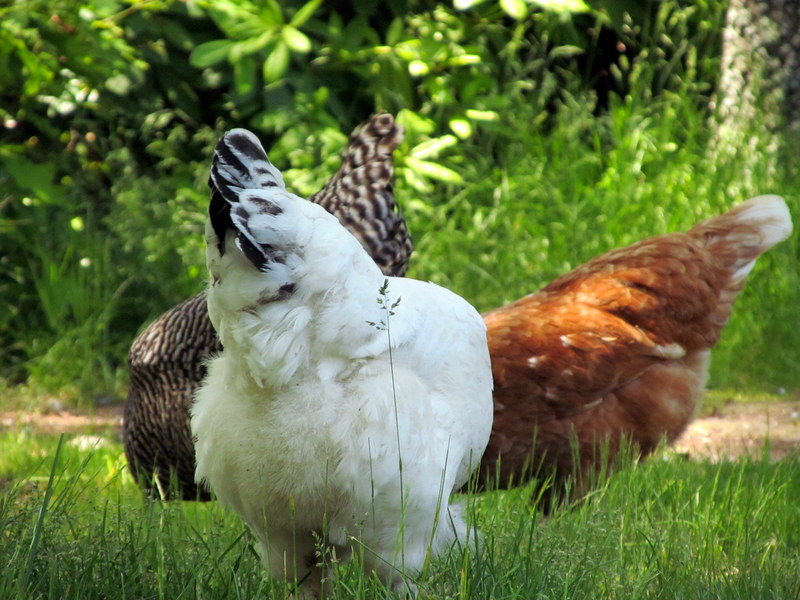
top-left (0, 0), bottom-right (797, 402)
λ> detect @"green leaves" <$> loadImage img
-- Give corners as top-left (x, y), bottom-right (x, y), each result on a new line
top-left (282, 26), bottom-right (311, 53)
top-left (394, 111), bottom-right (464, 193)
top-left (4, 0), bottom-right (792, 401)
top-left (234, 54), bottom-right (258, 96)
top-left (289, 0), bottom-right (323, 28)
top-left (500, 0), bottom-right (529, 20)
top-left (188, 0), bottom-right (319, 86)
top-left (263, 41), bottom-right (289, 83)
top-left (532, 0), bottom-right (592, 13)
top-left (190, 39), bottom-right (235, 68)
top-left (1, 150), bottom-right (64, 206)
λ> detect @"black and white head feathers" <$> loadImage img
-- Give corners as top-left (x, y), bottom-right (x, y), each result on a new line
top-left (209, 129), bottom-right (286, 271)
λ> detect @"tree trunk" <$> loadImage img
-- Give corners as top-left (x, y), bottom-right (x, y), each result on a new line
top-left (711, 0), bottom-right (800, 185)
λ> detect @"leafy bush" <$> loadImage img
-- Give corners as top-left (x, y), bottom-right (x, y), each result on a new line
top-left (0, 0), bottom-right (797, 403)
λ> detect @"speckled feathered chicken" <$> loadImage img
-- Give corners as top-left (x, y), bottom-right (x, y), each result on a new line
top-left (191, 129), bottom-right (493, 596)
top-left (477, 195), bottom-right (792, 504)
top-left (123, 114), bottom-right (412, 500)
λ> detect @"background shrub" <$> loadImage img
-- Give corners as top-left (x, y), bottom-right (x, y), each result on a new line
top-left (0, 0), bottom-right (796, 403)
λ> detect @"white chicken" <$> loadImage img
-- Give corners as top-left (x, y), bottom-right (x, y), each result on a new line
top-left (191, 129), bottom-right (493, 596)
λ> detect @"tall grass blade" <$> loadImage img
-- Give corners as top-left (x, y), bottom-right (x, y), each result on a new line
top-left (19, 433), bottom-right (65, 596)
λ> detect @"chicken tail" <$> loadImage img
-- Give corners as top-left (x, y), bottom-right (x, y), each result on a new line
top-left (691, 194), bottom-right (792, 326)
top-left (691, 195), bottom-right (792, 280)
top-left (208, 129), bottom-right (286, 263)
top-left (310, 113), bottom-right (413, 276)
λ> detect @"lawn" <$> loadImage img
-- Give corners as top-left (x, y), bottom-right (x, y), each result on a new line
top-left (2, 425), bottom-right (799, 599)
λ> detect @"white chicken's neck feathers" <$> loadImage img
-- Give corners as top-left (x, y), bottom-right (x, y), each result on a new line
top-left (206, 194), bottom-right (390, 387)
top-left (208, 255), bottom-right (474, 392)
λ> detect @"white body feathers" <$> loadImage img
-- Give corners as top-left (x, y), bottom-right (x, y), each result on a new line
top-left (191, 129), bottom-right (493, 594)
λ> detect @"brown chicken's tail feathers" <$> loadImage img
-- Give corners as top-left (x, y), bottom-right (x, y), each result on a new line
top-left (310, 113), bottom-right (413, 277)
top-left (691, 194), bottom-right (792, 282)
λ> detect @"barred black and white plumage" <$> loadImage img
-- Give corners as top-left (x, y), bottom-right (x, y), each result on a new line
top-left (123, 293), bottom-right (215, 500)
top-left (123, 114), bottom-right (412, 501)
top-left (312, 112), bottom-right (411, 277)
top-left (208, 128), bottom-right (286, 269)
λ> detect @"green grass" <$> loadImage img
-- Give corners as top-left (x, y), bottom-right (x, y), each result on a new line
top-left (2, 430), bottom-right (799, 599)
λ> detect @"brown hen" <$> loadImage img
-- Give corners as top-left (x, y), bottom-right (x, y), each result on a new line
top-left (478, 195), bottom-right (793, 503)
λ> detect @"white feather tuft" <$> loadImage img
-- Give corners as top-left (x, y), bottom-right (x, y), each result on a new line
top-left (734, 194), bottom-right (793, 248)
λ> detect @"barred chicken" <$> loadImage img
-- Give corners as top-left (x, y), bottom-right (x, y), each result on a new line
top-left (478, 195), bottom-right (792, 504)
top-left (123, 114), bottom-right (411, 500)
top-left (191, 129), bottom-right (493, 596)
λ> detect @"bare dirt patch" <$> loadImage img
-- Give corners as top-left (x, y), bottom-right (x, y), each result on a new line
top-left (1, 401), bottom-right (798, 461)
top-left (0, 403), bottom-right (123, 437)
top-left (673, 401), bottom-right (800, 461)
